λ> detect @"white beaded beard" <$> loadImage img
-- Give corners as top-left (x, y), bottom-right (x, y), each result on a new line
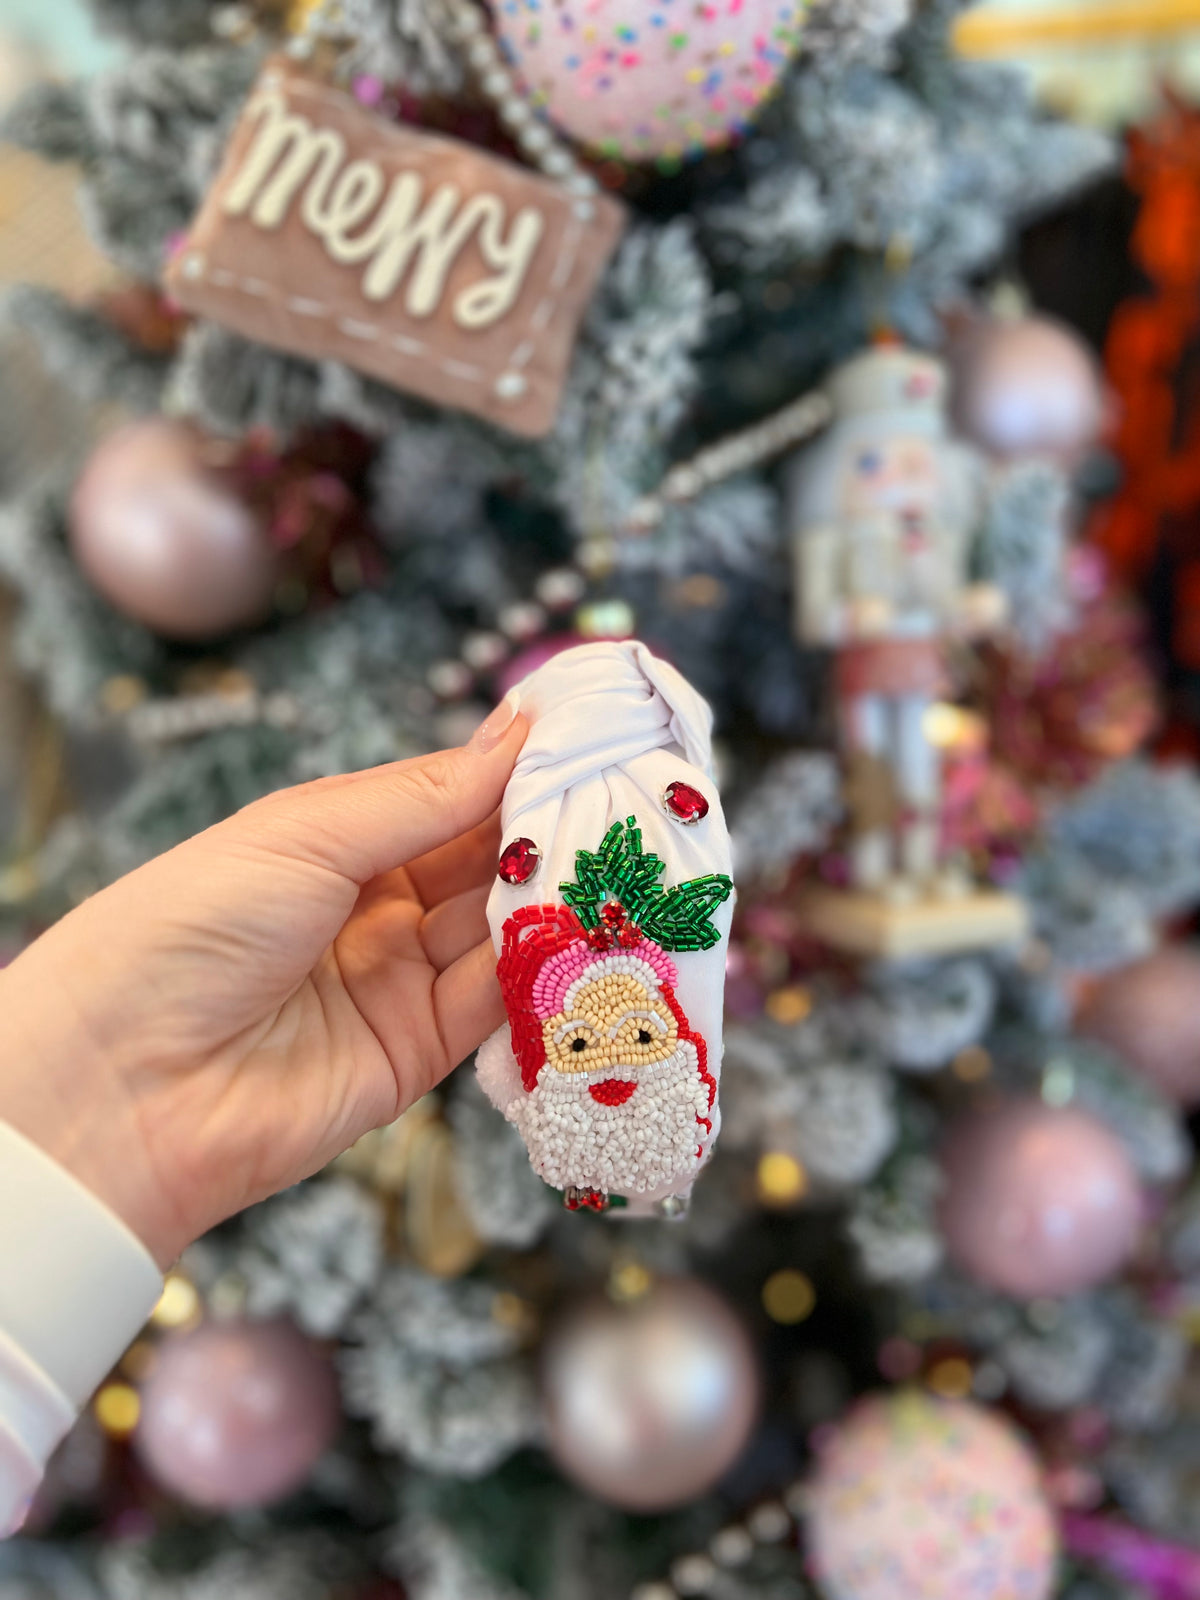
top-left (509, 1040), bottom-right (709, 1197)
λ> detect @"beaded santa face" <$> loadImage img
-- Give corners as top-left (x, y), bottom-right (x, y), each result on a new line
top-left (494, 817), bottom-right (733, 1208)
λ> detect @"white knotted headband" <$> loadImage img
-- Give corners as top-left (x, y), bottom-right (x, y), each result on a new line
top-left (478, 640), bottom-right (735, 1200)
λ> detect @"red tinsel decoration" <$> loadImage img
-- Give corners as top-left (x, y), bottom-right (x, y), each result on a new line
top-left (977, 565), bottom-right (1160, 795)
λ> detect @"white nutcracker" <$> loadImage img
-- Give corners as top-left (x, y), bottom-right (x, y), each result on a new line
top-left (788, 343), bottom-right (1023, 956)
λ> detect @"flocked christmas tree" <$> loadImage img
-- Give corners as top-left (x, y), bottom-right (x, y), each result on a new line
top-left (6, 1), bottom-right (1200, 1597)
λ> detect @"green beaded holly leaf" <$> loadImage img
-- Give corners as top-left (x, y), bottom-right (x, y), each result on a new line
top-left (560, 816), bottom-right (733, 952)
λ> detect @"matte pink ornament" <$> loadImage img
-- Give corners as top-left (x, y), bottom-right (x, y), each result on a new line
top-left (541, 1277), bottom-right (759, 1511)
top-left (135, 1318), bottom-right (339, 1509)
top-left (494, 633), bottom-right (588, 698)
top-left (1076, 946), bottom-right (1200, 1107)
top-left (69, 419), bottom-right (279, 640)
top-left (940, 1097), bottom-right (1142, 1299)
top-left (806, 1391), bottom-right (1057, 1600)
top-left (949, 314), bottom-right (1108, 468)
top-left (490, 0), bottom-right (806, 162)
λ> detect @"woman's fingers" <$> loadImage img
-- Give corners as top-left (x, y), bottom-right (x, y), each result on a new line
top-left (431, 940), bottom-right (507, 1077)
top-left (420, 884), bottom-right (491, 972)
top-left (346, 935), bottom-right (504, 1098)
top-left (406, 810), bottom-right (502, 907)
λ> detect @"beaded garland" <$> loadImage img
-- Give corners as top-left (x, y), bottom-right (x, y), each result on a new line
top-left (492, 814), bottom-right (732, 1203)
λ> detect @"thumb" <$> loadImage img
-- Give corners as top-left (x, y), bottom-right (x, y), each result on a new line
top-left (231, 699), bottom-right (527, 884)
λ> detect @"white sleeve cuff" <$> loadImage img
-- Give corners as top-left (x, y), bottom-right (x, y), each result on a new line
top-left (0, 1120), bottom-right (163, 1535)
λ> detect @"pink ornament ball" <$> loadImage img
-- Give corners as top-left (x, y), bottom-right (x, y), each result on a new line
top-left (1076, 946), bottom-right (1200, 1107)
top-left (806, 1391), bottom-right (1057, 1600)
top-left (135, 1318), bottom-right (340, 1510)
top-left (490, 0), bottom-right (806, 162)
top-left (542, 1277), bottom-right (760, 1511)
top-left (940, 1097), bottom-right (1142, 1300)
top-left (949, 314), bottom-right (1107, 468)
top-left (494, 632), bottom-right (589, 698)
top-left (69, 419), bottom-right (279, 640)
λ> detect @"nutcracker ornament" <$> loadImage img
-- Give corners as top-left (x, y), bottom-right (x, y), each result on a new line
top-left (786, 343), bottom-right (1027, 958)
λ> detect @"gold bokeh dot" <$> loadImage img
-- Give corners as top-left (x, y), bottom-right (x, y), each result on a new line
top-left (757, 1152), bottom-right (808, 1208)
top-left (952, 1045), bottom-right (992, 1083)
top-left (765, 986), bottom-right (813, 1026)
top-left (150, 1274), bottom-right (201, 1330)
top-left (101, 675), bottom-right (147, 715)
top-left (491, 1291), bottom-right (536, 1337)
top-left (673, 574), bottom-right (726, 609)
top-left (927, 1356), bottom-right (974, 1400)
top-left (609, 1260), bottom-right (654, 1304)
top-left (762, 1269), bottom-right (816, 1325)
top-left (94, 1382), bottom-right (141, 1438)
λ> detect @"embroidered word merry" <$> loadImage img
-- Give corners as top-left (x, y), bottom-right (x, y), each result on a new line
top-left (222, 82), bottom-right (546, 330)
top-left (164, 58), bottom-right (626, 435)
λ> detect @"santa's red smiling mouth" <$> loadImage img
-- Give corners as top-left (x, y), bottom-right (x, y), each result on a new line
top-left (589, 1079), bottom-right (638, 1106)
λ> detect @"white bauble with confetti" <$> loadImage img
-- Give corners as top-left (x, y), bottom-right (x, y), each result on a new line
top-left (490, 0), bottom-right (807, 162)
top-left (805, 1392), bottom-right (1057, 1600)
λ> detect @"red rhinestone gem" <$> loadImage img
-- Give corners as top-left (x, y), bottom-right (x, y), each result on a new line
top-left (663, 780), bottom-right (709, 824)
top-left (498, 837), bottom-right (541, 884)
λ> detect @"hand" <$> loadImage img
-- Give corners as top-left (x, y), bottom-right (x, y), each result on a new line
top-left (0, 701), bottom-right (527, 1266)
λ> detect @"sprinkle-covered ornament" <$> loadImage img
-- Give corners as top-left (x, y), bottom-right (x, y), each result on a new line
top-left (939, 1097), bottom-right (1142, 1300)
top-left (490, 0), bottom-right (806, 162)
top-left (806, 1391), bottom-right (1057, 1600)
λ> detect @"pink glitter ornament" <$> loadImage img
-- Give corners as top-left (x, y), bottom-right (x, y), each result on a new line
top-left (805, 1391), bottom-right (1057, 1600)
top-left (489, 0), bottom-right (806, 162)
top-left (940, 1097), bottom-right (1142, 1300)
top-left (1076, 946), bottom-right (1200, 1107)
top-left (135, 1319), bottom-right (340, 1510)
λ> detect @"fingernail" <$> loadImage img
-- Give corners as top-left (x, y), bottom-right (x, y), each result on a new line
top-left (472, 690), bottom-right (519, 754)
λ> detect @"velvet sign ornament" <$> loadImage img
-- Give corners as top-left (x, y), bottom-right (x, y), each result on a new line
top-left (164, 57), bottom-right (626, 437)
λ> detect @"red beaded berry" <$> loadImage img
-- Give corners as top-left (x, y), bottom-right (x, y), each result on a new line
top-left (498, 837), bottom-right (542, 884)
top-left (663, 780), bottom-right (709, 824)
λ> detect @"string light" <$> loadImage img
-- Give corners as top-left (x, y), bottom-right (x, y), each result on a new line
top-left (922, 703), bottom-right (984, 750)
top-left (762, 1269), bottom-right (816, 1325)
top-left (756, 1152), bottom-right (808, 1207)
top-left (765, 986), bottom-right (812, 1026)
top-left (150, 1273), bottom-right (202, 1331)
top-left (926, 1356), bottom-right (974, 1400)
top-left (952, 1045), bottom-right (992, 1083)
top-left (491, 1291), bottom-right (537, 1338)
top-left (94, 1382), bottom-right (141, 1438)
top-left (609, 1259), bottom-right (654, 1303)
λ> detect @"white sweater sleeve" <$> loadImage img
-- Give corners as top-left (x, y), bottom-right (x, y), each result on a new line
top-left (0, 1121), bottom-right (163, 1536)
